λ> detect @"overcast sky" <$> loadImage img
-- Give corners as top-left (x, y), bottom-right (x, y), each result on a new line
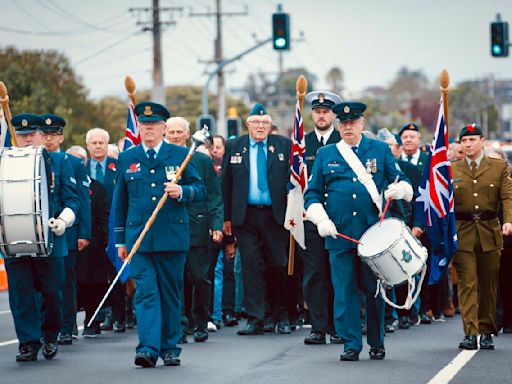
top-left (2, 0), bottom-right (512, 100)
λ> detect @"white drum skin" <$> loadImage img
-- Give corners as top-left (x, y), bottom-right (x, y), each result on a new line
top-left (358, 218), bottom-right (427, 286)
top-left (0, 146), bottom-right (52, 257)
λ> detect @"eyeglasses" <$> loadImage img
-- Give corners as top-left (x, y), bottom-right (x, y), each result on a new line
top-left (248, 120), bottom-right (271, 126)
top-left (42, 132), bottom-right (62, 137)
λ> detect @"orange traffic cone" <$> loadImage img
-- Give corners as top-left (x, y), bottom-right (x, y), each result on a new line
top-left (0, 258), bottom-right (8, 291)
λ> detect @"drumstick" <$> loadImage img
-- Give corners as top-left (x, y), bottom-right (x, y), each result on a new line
top-left (380, 176), bottom-right (400, 224)
top-left (337, 232), bottom-right (362, 245)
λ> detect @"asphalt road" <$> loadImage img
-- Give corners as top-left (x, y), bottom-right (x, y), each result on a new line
top-left (0, 290), bottom-right (511, 384)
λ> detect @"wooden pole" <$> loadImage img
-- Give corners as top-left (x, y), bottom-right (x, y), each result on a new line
top-left (0, 81), bottom-right (18, 147)
top-left (440, 69), bottom-right (449, 129)
top-left (125, 75), bottom-right (137, 105)
top-left (288, 75), bottom-right (308, 276)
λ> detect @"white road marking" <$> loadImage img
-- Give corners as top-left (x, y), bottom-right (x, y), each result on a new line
top-left (0, 326), bottom-right (84, 347)
top-left (427, 349), bottom-right (478, 384)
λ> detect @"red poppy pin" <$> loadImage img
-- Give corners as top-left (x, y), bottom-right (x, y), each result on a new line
top-left (467, 124), bottom-right (475, 132)
top-left (127, 163), bottom-right (140, 173)
top-left (108, 163), bottom-right (116, 172)
top-left (269, 145), bottom-right (275, 153)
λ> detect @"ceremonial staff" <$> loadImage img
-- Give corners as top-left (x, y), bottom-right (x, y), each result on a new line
top-left (288, 75), bottom-right (307, 276)
top-left (0, 81), bottom-right (18, 147)
top-left (125, 75), bottom-right (137, 106)
top-left (440, 69), bottom-right (449, 128)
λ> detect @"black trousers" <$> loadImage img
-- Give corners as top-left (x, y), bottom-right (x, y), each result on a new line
top-left (222, 254), bottom-right (236, 315)
top-left (299, 225), bottom-right (334, 334)
top-left (187, 246), bottom-right (212, 330)
top-left (77, 283), bottom-right (109, 325)
top-left (235, 206), bottom-right (288, 324)
top-left (60, 250), bottom-right (77, 334)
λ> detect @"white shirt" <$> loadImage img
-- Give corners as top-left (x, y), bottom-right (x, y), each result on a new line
top-left (401, 148), bottom-right (421, 166)
top-left (315, 126), bottom-right (335, 145)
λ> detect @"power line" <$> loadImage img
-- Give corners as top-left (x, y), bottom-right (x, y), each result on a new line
top-left (75, 31), bottom-right (141, 65)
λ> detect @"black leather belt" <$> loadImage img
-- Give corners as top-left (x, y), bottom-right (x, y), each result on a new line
top-left (455, 211), bottom-right (498, 222)
top-left (248, 205), bottom-right (272, 210)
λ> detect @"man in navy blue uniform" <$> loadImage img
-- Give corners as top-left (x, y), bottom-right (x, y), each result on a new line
top-left (301, 90), bottom-right (343, 345)
top-left (222, 103), bottom-right (292, 336)
top-left (5, 113), bottom-right (79, 362)
top-left (39, 114), bottom-right (92, 345)
top-left (304, 101), bottom-right (412, 361)
top-left (114, 102), bottom-right (206, 368)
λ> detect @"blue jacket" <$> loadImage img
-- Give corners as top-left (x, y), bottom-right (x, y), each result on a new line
top-left (65, 153), bottom-right (92, 251)
top-left (304, 135), bottom-right (408, 250)
top-left (113, 142), bottom-right (206, 253)
top-left (48, 152), bottom-right (80, 257)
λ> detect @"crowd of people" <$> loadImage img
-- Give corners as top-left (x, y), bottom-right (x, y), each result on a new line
top-left (2, 89), bottom-right (512, 367)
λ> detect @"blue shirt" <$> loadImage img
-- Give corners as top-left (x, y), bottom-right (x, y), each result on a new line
top-left (142, 140), bottom-right (163, 158)
top-left (90, 157), bottom-right (107, 180)
top-left (247, 136), bottom-right (271, 206)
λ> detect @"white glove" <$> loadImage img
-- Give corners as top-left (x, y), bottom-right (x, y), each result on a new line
top-left (384, 181), bottom-right (413, 202)
top-left (49, 218), bottom-right (66, 236)
top-left (48, 207), bottom-right (76, 236)
top-left (306, 203), bottom-right (337, 239)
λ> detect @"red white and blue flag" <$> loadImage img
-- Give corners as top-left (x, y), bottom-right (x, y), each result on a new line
top-left (284, 99), bottom-right (307, 249)
top-left (0, 106), bottom-right (12, 148)
top-left (123, 102), bottom-right (140, 150)
top-left (415, 97), bottom-right (458, 284)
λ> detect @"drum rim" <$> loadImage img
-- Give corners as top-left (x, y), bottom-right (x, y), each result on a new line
top-left (357, 217), bottom-right (404, 257)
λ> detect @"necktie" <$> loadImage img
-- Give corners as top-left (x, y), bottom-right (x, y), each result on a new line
top-left (257, 142), bottom-right (268, 191)
top-left (147, 148), bottom-right (156, 163)
top-left (95, 162), bottom-right (104, 183)
top-left (407, 155), bottom-right (413, 163)
top-left (351, 146), bottom-right (358, 155)
top-left (471, 161), bottom-right (477, 177)
top-left (320, 136), bottom-right (325, 147)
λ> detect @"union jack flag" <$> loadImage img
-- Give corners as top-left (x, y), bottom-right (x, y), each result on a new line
top-left (415, 97), bottom-right (458, 284)
top-left (284, 99), bottom-right (307, 249)
top-left (123, 102), bottom-right (140, 150)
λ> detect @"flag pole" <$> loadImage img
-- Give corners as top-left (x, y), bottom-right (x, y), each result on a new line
top-left (288, 75), bottom-right (307, 276)
top-left (440, 69), bottom-right (449, 128)
top-left (0, 81), bottom-right (18, 147)
top-left (125, 75), bottom-right (137, 105)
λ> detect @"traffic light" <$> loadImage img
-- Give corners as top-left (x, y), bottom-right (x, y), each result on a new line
top-left (491, 21), bottom-right (509, 57)
top-left (272, 12), bottom-right (290, 51)
top-left (226, 117), bottom-right (241, 139)
top-left (196, 114), bottom-right (216, 134)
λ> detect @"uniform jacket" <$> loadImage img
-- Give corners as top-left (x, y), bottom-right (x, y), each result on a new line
top-left (65, 153), bottom-right (92, 251)
top-left (114, 142), bottom-right (206, 253)
top-left (86, 156), bottom-right (118, 204)
top-left (304, 135), bottom-right (407, 250)
top-left (304, 128), bottom-right (341, 177)
top-left (48, 152), bottom-right (80, 257)
top-left (452, 156), bottom-right (512, 252)
top-left (186, 151), bottom-right (224, 247)
top-left (222, 133), bottom-right (292, 227)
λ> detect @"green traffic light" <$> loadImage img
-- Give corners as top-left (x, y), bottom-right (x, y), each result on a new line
top-left (492, 44), bottom-right (503, 55)
top-left (275, 37), bottom-right (286, 48)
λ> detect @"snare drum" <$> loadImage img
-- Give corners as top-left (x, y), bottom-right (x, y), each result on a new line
top-left (0, 146), bottom-right (53, 257)
top-left (358, 218), bottom-right (427, 286)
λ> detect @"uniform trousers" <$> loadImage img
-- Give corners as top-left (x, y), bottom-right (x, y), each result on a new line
top-left (5, 257), bottom-right (64, 346)
top-left (329, 249), bottom-right (385, 353)
top-left (61, 250), bottom-right (77, 334)
top-left (300, 226), bottom-right (334, 334)
top-left (187, 246), bottom-right (212, 330)
top-left (454, 234), bottom-right (501, 336)
top-left (130, 251), bottom-right (185, 358)
top-left (235, 206), bottom-right (288, 324)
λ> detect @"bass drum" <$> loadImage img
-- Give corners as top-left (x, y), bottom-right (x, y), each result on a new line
top-left (0, 146), bottom-right (54, 257)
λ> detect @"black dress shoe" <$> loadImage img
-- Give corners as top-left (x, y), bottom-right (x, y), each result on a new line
top-left (113, 321), bottom-right (126, 333)
top-left (83, 326), bottom-right (96, 338)
top-left (480, 334), bottom-right (494, 350)
top-left (264, 321), bottom-right (275, 333)
top-left (41, 342), bottom-right (58, 360)
top-left (340, 350), bottom-right (359, 361)
top-left (304, 332), bottom-right (326, 345)
top-left (420, 313), bottom-right (432, 324)
top-left (237, 323), bottom-right (264, 336)
top-left (57, 333), bottom-right (72, 345)
top-left (194, 329), bottom-right (208, 342)
top-left (369, 347), bottom-right (385, 360)
top-left (329, 334), bottom-right (344, 344)
top-left (16, 344), bottom-right (38, 362)
top-left (398, 316), bottom-right (411, 330)
top-left (458, 335), bottom-right (477, 350)
top-left (134, 352), bottom-right (157, 368)
top-left (224, 314), bottom-right (239, 327)
top-left (277, 321), bottom-right (291, 334)
top-left (163, 352), bottom-right (181, 366)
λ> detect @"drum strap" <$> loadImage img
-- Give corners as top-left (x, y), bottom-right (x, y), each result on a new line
top-left (375, 265), bottom-right (427, 310)
top-left (336, 141), bottom-right (382, 213)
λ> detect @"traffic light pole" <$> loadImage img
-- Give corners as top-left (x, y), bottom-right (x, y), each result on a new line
top-left (202, 37), bottom-right (272, 136)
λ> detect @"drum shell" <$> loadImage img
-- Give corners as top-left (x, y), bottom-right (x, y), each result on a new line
top-left (358, 218), bottom-right (427, 286)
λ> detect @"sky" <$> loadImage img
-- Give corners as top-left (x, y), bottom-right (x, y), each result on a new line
top-left (1, 0), bottom-right (512, 101)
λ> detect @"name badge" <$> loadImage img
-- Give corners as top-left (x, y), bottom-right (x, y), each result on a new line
top-left (278, 153), bottom-right (285, 161)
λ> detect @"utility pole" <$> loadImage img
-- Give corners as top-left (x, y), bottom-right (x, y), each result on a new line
top-left (129, 1), bottom-right (182, 105)
top-left (191, 1), bottom-right (247, 137)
